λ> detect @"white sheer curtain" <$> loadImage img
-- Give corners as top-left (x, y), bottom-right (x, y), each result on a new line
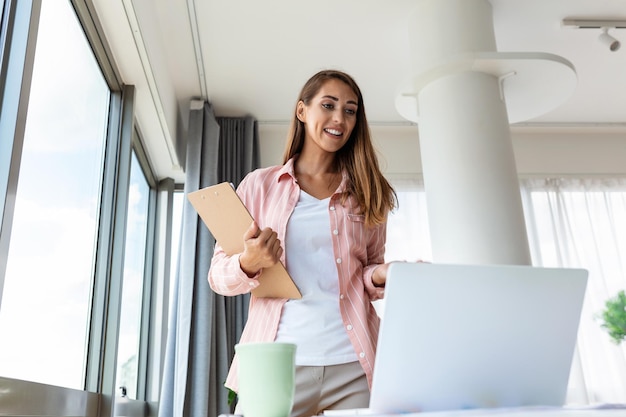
top-left (385, 176), bottom-right (432, 264)
top-left (384, 175), bottom-right (626, 406)
top-left (520, 177), bottom-right (626, 405)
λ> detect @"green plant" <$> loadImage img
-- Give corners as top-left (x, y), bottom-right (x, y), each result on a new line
top-left (598, 290), bottom-right (626, 344)
top-left (227, 387), bottom-right (237, 406)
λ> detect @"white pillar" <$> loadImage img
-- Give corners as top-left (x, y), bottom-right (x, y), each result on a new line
top-left (395, 0), bottom-right (576, 265)
top-left (419, 71), bottom-right (529, 265)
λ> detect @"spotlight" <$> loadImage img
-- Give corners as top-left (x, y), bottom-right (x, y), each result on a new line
top-left (598, 27), bottom-right (621, 52)
top-left (562, 18), bottom-right (625, 52)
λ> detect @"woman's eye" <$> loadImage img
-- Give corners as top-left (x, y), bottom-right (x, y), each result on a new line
top-left (322, 103), bottom-right (334, 110)
top-left (345, 108), bottom-right (356, 116)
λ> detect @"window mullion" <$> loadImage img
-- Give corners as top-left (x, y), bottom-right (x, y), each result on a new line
top-left (87, 84), bottom-right (135, 416)
top-left (136, 181), bottom-right (158, 400)
top-left (145, 178), bottom-right (175, 402)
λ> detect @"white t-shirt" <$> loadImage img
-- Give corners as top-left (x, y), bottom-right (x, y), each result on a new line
top-left (275, 190), bottom-right (358, 366)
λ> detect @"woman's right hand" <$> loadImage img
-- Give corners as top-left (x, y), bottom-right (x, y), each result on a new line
top-left (239, 221), bottom-right (283, 277)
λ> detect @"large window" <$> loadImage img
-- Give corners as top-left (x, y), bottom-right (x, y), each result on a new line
top-left (385, 177), bottom-right (431, 264)
top-left (520, 178), bottom-right (626, 404)
top-left (0, 0), bottom-right (177, 415)
top-left (0, 0), bottom-right (109, 389)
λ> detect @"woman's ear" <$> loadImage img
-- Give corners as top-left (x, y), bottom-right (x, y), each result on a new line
top-left (296, 101), bottom-right (306, 122)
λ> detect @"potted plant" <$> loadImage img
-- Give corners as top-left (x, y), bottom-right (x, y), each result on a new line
top-left (599, 290), bottom-right (626, 344)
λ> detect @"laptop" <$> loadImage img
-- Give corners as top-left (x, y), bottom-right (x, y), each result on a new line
top-left (367, 262), bottom-right (588, 414)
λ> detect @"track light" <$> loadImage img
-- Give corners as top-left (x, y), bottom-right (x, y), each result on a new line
top-left (562, 18), bottom-right (625, 52)
top-left (598, 27), bottom-right (621, 52)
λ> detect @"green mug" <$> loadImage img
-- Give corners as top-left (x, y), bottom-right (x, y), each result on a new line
top-left (235, 342), bottom-right (296, 417)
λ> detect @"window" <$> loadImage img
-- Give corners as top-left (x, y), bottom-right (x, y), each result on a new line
top-left (521, 178), bottom-right (626, 404)
top-left (376, 177), bottom-right (430, 315)
top-left (0, 1), bottom-right (177, 415)
top-left (385, 177), bottom-right (431, 264)
top-left (0, 0), bottom-right (109, 389)
top-left (116, 151), bottom-right (151, 399)
top-left (170, 190), bottom-right (184, 293)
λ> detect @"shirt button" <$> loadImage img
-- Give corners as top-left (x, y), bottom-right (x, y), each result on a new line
top-left (249, 282), bottom-right (255, 286)
top-left (330, 206), bottom-right (336, 211)
top-left (346, 324), bottom-right (353, 331)
top-left (333, 229), bottom-right (339, 235)
top-left (336, 258), bottom-right (342, 264)
top-left (359, 352), bottom-right (366, 358)
top-left (340, 294), bottom-right (345, 299)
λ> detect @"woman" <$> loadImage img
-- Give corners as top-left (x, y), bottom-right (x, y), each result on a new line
top-left (208, 69), bottom-right (397, 416)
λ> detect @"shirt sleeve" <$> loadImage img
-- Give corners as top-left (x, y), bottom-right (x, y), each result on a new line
top-left (207, 175), bottom-right (262, 296)
top-left (208, 244), bottom-right (261, 296)
top-left (362, 219), bottom-right (387, 301)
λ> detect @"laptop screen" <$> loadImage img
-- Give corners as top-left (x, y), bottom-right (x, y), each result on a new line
top-left (369, 262), bottom-right (588, 413)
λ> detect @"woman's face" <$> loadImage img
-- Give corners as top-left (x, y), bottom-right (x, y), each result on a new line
top-left (297, 78), bottom-right (358, 156)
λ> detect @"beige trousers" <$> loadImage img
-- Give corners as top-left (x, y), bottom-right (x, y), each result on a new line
top-left (290, 361), bottom-right (370, 417)
top-left (234, 361), bottom-right (369, 417)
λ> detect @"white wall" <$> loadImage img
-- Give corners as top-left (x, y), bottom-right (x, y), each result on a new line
top-left (259, 124), bottom-right (626, 177)
top-left (511, 127), bottom-right (626, 176)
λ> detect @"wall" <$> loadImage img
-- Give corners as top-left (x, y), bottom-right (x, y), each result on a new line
top-left (259, 124), bottom-right (626, 177)
top-left (511, 127), bottom-right (626, 177)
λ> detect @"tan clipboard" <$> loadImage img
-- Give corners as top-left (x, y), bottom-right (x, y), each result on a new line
top-left (187, 182), bottom-right (302, 299)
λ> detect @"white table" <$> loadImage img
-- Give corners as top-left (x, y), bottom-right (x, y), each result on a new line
top-left (380, 408), bottom-right (626, 417)
top-left (324, 406), bottom-right (626, 417)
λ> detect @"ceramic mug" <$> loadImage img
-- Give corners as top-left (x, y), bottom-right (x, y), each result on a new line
top-left (235, 342), bottom-right (297, 417)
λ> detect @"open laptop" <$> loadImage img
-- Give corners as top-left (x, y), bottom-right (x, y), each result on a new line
top-left (364, 262), bottom-right (588, 414)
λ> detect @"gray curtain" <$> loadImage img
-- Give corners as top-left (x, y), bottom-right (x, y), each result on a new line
top-left (159, 101), bottom-right (259, 417)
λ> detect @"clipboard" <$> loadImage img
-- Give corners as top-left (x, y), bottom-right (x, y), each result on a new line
top-left (187, 182), bottom-right (302, 299)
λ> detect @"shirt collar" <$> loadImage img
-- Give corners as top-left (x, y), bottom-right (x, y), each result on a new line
top-left (277, 157), bottom-right (297, 183)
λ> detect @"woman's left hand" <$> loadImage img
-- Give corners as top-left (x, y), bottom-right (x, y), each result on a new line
top-left (372, 263), bottom-right (391, 287)
top-left (373, 260), bottom-right (429, 287)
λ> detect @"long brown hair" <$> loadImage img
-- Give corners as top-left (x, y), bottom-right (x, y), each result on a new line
top-left (282, 69), bottom-right (397, 226)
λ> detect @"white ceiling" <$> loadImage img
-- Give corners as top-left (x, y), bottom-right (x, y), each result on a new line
top-left (92, 0), bottom-right (626, 183)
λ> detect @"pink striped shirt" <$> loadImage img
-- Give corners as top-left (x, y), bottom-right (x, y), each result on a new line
top-left (208, 157), bottom-right (387, 392)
